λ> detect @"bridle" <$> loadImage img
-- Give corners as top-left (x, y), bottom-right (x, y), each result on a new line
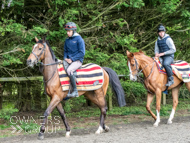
top-left (32, 43), bottom-right (47, 66)
top-left (129, 56), bottom-right (155, 79)
top-left (128, 56), bottom-right (156, 94)
top-left (31, 42), bottom-right (61, 83)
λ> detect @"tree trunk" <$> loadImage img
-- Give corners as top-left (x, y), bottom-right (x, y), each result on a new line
top-left (16, 84), bottom-right (23, 111)
top-left (108, 86), bottom-right (113, 111)
top-left (24, 82), bottom-right (31, 111)
top-left (0, 83), bottom-right (3, 110)
top-left (34, 83), bottom-right (42, 110)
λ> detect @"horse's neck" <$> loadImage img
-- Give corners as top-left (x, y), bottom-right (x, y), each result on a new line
top-left (139, 56), bottom-right (155, 78)
top-left (42, 47), bottom-right (56, 83)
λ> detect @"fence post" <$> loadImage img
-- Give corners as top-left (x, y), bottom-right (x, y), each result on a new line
top-left (163, 93), bottom-right (166, 105)
top-left (0, 83), bottom-right (3, 110)
top-left (108, 87), bottom-right (112, 111)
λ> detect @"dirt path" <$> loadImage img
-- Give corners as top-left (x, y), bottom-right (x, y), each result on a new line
top-left (1, 116), bottom-right (190, 143)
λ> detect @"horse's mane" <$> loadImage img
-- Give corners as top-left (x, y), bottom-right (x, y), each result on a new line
top-left (133, 50), bottom-right (145, 55)
top-left (37, 40), bottom-right (57, 62)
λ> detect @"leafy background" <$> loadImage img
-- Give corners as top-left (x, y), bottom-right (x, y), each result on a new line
top-left (0, 0), bottom-right (190, 111)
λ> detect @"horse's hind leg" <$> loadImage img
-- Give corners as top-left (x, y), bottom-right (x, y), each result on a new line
top-left (56, 103), bottom-right (71, 137)
top-left (167, 83), bottom-right (182, 124)
top-left (185, 82), bottom-right (190, 92)
top-left (84, 90), bottom-right (108, 134)
top-left (96, 99), bottom-right (109, 134)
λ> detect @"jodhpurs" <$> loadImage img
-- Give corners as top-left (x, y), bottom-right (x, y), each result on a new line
top-left (66, 60), bottom-right (82, 76)
top-left (161, 56), bottom-right (174, 77)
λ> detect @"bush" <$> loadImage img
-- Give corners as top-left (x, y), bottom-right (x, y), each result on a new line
top-left (0, 108), bottom-right (18, 120)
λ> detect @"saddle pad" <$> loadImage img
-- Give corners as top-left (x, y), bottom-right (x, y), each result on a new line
top-left (154, 57), bottom-right (190, 82)
top-left (57, 63), bottom-right (104, 91)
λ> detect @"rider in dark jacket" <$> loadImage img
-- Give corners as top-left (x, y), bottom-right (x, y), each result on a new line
top-left (155, 24), bottom-right (176, 87)
top-left (64, 22), bottom-right (85, 97)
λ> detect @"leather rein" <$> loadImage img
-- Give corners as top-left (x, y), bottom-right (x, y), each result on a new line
top-left (129, 56), bottom-right (156, 94)
top-left (31, 42), bottom-right (61, 83)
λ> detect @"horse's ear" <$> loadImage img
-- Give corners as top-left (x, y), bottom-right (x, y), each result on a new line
top-left (42, 37), bottom-right (46, 43)
top-left (126, 50), bottom-right (134, 57)
top-left (139, 50), bottom-right (144, 54)
top-left (35, 37), bottom-right (39, 42)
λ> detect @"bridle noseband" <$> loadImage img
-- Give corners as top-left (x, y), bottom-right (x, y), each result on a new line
top-left (32, 43), bottom-right (47, 65)
top-left (30, 42), bottom-right (61, 83)
top-left (129, 56), bottom-right (156, 94)
top-left (129, 56), bottom-right (155, 79)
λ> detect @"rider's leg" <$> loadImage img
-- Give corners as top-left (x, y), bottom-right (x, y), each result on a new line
top-left (66, 60), bottom-right (82, 98)
top-left (162, 56), bottom-right (174, 86)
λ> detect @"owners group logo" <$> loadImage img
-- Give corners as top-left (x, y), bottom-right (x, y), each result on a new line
top-left (10, 116), bottom-right (61, 134)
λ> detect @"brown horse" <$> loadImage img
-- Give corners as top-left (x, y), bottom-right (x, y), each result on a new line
top-left (26, 37), bottom-right (126, 139)
top-left (126, 50), bottom-right (190, 127)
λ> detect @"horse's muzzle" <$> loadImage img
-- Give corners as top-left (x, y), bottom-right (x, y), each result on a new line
top-left (130, 74), bottom-right (137, 81)
top-left (27, 59), bottom-right (34, 67)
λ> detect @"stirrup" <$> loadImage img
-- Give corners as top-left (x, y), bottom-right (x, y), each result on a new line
top-left (67, 90), bottom-right (79, 98)
top-left (165, 80), bottom-right (174, 87)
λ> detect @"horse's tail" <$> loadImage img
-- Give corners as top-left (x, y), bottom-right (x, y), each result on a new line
top-left (103, 67), bottom-right (126, 107)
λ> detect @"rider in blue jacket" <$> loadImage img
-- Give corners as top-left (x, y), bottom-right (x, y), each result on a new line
top-left (64, 22), bottom-right (85, 98)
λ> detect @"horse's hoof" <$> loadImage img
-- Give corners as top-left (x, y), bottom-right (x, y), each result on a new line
top-left (153, 122), bottom-right (159, 127)
top-left (37, 132), bottom-right (44, 140)
top-left (167, 120), bottom-right (172, 124)
top-left (104, 125), bottom-right (110, 132)
top-left (95, 126), bottom-right (103, 134)
top-left (65, 131), bottom-right (71, 137)
top-left (153, 124), bottom-right (158, 127)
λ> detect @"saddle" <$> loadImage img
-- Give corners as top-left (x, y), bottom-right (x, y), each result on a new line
top-left (57, 61), bottom-right (104, 91)
top-left (154, 57), bottom-right (190, 82)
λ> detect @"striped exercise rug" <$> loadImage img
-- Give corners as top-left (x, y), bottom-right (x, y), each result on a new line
top-left (154, 57), bottom-right (190, 82)
top-left (57, 63), bottom-right (104, 91)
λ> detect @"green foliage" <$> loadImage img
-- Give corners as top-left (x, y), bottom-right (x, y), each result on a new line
top-left (159, 106), bottom-right (170, 116)
top-left (0, 0), bottom-right (190, 106)
top-left (0, 124), bottom-right (10, 130)
top-left (64, 96), bottom-right (86, 112)
top-left (109, 106), bottom-right (146, 115)
top-left (19, 122), bottom-right (40, 132)
top-left (0, 108), bottom-right (19, 120)
top-left (115, 33), bottom-right (138, 52)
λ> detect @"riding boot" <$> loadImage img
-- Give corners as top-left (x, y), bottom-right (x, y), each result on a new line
top-left (67, 75), bottom-right (79, 98)
top-left (166, 76), bottom-right (174, 87)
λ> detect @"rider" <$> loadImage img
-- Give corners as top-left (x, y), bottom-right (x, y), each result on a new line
top-left (64, 22), bottom-right (85, 98)
top-left (155, 24), bottom-right (176, 87)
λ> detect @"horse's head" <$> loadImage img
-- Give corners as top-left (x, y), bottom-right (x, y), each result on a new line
top-left (27, 37), bottom-right (47, 67)
top-left (126, 50), bottom-right (138, 81)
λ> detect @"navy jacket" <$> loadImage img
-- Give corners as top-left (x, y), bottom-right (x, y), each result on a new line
top-left (64, 33), bottom-right (85, 63)
top-left (157, 36), bottom-right (174, 58)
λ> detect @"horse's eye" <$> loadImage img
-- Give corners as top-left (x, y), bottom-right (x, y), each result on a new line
top-left (39, 48), bottom-right (42, 50)
top-left (131, 64), bottom-right (135, 66)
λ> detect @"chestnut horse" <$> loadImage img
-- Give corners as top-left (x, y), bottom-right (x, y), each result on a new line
top-left (27, 37), bottom-right (126, 139)
top-left (126, 50), bottom-right (190, 127)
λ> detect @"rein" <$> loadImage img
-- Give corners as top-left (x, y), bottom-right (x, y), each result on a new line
top-left (31, 42), bottom-right (61, 83)
top-left (131, 57), bottom-right (156, 94)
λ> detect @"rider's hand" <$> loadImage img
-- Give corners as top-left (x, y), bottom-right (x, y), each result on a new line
top-left (158, 53), bottom-right (164, 57)
top-left (155, 53), bottom-right (159, 58)
top-left (66, 59), bottom-right (72, 64)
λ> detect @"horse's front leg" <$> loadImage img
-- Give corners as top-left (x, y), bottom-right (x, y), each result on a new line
top-left (38, 96), bottom-right (60, 140)
top-left (146, 93), bottom-right (156, 120)
top-left (153, 89), bottom-right (162, 127)
top-left (56, 102), bottom-right (71, 137)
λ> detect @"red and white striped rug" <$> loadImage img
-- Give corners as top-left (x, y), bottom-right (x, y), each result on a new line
top-left (57, 63), bottom-right (104, 91)
top-left (154, 57), bottom-right (190, 82)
